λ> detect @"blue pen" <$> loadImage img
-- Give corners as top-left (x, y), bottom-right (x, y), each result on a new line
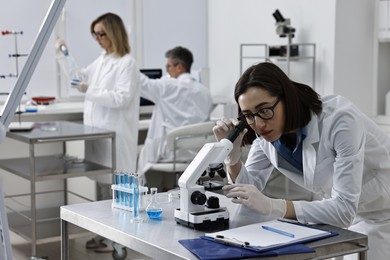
top-left (262, 225), bottom-right (295, 238)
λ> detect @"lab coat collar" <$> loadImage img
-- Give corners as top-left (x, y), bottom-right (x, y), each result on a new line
top-left (177, 73), bottom-right (196, 82)
top-left (262, 113), bottom-right (319, 190)
top-left (97, 53), bottom-right (119, 81)
top-left (302, 113), bottom-right (320, 189)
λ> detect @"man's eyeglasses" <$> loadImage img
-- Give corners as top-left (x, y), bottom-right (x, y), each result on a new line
top-left (92, 31), bottom-right (107, 40)
top-left (239, 98), bottom-right (280, 125)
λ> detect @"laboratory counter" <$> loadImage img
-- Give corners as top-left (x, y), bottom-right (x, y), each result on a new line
top-left (3, 102), bottom-right (154, 122)
top-left (61, 192), bottom-right (368, 260)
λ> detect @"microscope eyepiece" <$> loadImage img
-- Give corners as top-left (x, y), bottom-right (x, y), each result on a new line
top-left (227, 119), bottom-right (247, 143)
top-left (272, 9), bottom-right (285, 23)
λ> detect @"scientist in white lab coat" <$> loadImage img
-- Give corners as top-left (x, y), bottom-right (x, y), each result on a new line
top-left (56, 13), bottom-right (139, 250)
top-left (214, 62), bottom-right (390, 260)
top-left (137, 46), bottom-right (213, 188)
top-left (56, 13), bottom-right (139, 199)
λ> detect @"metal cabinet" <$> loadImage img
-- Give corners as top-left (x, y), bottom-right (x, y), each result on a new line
top-left (0, 121), bottom-right (116, 257)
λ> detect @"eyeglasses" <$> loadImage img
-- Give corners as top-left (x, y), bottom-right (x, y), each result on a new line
top-left (239, 98), bottom-right (280, 125)
top-left (92, 31), bottom-right (107, 40)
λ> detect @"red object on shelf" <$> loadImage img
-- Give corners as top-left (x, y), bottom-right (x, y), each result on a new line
top-left (32, 96), bottom-right (55, 105)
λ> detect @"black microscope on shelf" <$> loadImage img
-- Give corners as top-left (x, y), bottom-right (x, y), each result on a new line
top-left (272, 9), bottom-right (295, 39)
top-left (270, 9), bottom-right (298, 75)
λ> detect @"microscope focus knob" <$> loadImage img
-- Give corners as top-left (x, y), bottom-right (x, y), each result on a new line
top-left (191, 191), bottom-right (207, 205)
top-left (206, 196), bottom-right (220, 209)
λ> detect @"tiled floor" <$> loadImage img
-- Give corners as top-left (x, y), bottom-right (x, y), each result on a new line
top-left (10, 231), bottom-right (151, 260)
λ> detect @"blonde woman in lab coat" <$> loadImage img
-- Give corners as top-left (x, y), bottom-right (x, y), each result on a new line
top-left (214, 62), bottom-right (390, 260)
top-left (57, 12), bottom-right (139, 193)
top-left (56, 12), bottom-right (139, 250)
top-left (137, 46), bottom-right (213, 188)
top-left (57, 13), bottom-right (139, 192)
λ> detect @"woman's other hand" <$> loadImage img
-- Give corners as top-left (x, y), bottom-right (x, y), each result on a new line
top-left (223, 183), bottom-right (286, 217)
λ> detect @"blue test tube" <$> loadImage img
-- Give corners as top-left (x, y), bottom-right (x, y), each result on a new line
top-left (128, 174), bottom-right (135, 208)
top-left (120, 170), bottom-right (127, 205)
top-left (132, 174), bottom-right (140, 221)
top-left (113, 170), bottom-right (121, 204)
top-left (123, 172), bottom-right (130, 207)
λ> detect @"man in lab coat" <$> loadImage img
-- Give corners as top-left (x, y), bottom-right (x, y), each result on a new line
top-left (137, 46), bottom-right (213, 189)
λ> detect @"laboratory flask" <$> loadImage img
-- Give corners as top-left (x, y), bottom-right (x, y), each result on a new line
top-left (146, 187), bottom-right (163, 219)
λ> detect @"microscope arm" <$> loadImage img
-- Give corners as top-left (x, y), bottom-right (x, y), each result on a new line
top-left (178, 138), bottom-right (233, 214)
top-left (175, 120), bottom-right (247, 227)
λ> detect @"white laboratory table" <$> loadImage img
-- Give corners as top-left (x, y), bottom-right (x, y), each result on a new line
top-left (61, 192), bottom-right (368, 260)
top-left (6, 102), bottom-right (154, 123)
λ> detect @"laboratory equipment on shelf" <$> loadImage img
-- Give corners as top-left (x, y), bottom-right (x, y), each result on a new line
top-left (146, 187), bottom-right (163, 219)
top-left (272, 9), bottom-right (295, 39)
top-left (174, 120), bottom-right (247, 230)
top-left (239, 9), bottom-right (316, 90)
top-left (272, 9), bottom-right (296, 76)
top-left (0, 30), bottom-right (28, 79)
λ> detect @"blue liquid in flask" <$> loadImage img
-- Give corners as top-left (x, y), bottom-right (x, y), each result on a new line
top-left (146, 187), bottom-right (163, 219)
top-left (146, 208), bottom-right (163, 219)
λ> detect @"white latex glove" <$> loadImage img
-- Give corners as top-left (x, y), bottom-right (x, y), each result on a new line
top-left (213, 118), bottom-right (248, 166)
top-left (223, 183), bottom-right (287, 218)
top-left (70, 79), bottom-right (88, 93)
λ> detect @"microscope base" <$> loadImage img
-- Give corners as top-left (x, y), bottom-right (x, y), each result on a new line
top-left (174, 207), bottom-right (229, 231)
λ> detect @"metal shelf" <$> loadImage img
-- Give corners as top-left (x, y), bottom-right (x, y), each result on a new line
top-left (7, 207), bottom-right (88, 243)
top-left (240, 43), bottom-right (316, 89)
top-left (0, 121), bottom-right (116, 257)
top-left (0, 155), bottom-right (111, 181)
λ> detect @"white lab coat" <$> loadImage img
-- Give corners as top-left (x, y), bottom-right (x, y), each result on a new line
top-left (137, 73), bottom-right (213, 178)
top-left (81, 52), bottom-right (140, 184)
top-left (237, 95), bottom-right (390, 259)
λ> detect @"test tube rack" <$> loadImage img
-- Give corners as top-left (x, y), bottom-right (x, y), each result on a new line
top-left (111, 185), bottom-right (149, 212)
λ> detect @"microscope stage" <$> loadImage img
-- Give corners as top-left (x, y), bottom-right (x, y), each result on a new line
top-left (174, 207), bottom-right (229, 231)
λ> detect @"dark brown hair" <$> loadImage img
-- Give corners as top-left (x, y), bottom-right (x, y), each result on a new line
top-left (165, 46), bottom-right (193, 73)
top-left (235, 62), bottom-right (322, 145)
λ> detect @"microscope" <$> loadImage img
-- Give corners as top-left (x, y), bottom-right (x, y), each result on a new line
top-left (174, 120), bottom-right (247, 230)
top-left (270, 9), bottom-right (298, 75)
top-left (272, 9), bottom-right (295, 39)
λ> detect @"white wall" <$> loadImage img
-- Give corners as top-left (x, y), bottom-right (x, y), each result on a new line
top-left (0, 0), bottom-right (57, 98)
top-left (139, 0), bottom-right (208, 74)
top-left (333, 0), bottom-right (375, 115)
top-left (208, 0), bottom-right (375, 115)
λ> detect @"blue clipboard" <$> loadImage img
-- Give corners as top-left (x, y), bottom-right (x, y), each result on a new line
top-left (203, 220), bottom-right (338, 253)
top-left (179, 237), bottom-right (315, 260)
